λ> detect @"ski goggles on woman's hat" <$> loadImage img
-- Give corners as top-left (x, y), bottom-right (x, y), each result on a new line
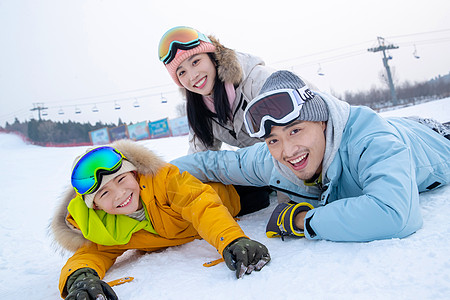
top-left (158, 26), bottom-right (212, 65)
top-left (71, 146), bottom-right (126, 195)
top-left (244, 87), bottom-right (314, 138)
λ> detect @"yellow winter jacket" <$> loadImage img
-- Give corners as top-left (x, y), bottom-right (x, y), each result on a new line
top-left (50, 140), bottom-right (246, 298)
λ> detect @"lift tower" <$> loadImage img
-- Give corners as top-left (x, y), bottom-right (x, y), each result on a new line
top-left (368, 37), bottom-right (399, 105)
top-left (30, 103), bottom-right (48, 121)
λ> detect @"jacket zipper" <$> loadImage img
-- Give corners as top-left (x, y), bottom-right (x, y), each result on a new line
top-left (269, 185), bottom-right (318, 201)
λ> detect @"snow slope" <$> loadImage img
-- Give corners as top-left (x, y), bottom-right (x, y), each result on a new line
top-left (0, 98), bottom-right (449, 299)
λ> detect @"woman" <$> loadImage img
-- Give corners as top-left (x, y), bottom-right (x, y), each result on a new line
top-left (158, 26), bottom-right (276, 153)
top-left (158, 26), bottom-right (282, 212)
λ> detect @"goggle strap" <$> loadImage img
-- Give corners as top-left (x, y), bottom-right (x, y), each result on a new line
top-left (162, 40), bottom-right (201, 64)
top-left (84, 160), bottom-right (124, 195)
top-left (295, 85), bottom-right (315, 103)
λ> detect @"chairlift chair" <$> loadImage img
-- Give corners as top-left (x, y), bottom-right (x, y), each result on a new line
top-left (317, 64), bottom-right (325, 76)
top-left (413, 45), bottom-right (420, 59)
top-left (92, 105), bottom-right (99, 112)
top-left (161, 93), bottom-right (168, 103)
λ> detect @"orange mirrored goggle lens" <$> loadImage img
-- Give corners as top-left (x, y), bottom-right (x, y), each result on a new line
top-left (158, 26), bottom-right (210, 64)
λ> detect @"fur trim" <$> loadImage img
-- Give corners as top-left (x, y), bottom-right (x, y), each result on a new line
top-left (49, 187), bottom-right (90, 253)
top-left (209, 35), bottom-right (243, 85)
top-left (49, 139), bottom-right (167, 252)
top-left (111, 139), bottom-right (166, 176)
top-left (176, 36), bottom-right (242, 96)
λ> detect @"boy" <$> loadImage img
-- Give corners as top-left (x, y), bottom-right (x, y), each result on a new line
top-left (51, 139), bottom-right (270, 299)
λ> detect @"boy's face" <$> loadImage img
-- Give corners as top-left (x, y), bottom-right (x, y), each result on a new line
top-left (93, 171), bottom-right (142, 214)
top-left (265, 120), bottom-right (327, 181)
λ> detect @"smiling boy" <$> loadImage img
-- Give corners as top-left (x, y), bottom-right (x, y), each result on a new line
top-left (51, 140), bottom-right (270, 300)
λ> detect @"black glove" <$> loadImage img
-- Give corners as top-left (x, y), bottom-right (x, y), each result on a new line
top-left (223, 237), bottom-right (270, 279)
top-left (66, 268), bottom-right (118, 300)
top-left (266, 202), bottom-right (314, 240)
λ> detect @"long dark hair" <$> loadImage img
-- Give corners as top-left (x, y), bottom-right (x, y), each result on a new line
top-left (185, 53), bottom-right (232, 148)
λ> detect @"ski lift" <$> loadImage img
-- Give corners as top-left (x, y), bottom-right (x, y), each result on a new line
top-left (92, 105), bottom-right (99, 112)
top-left (42, 110), bottom-right (48, 116)
top-left (75, 107), bottom-right (81, 114)
top-left (317, 64), bottom-right (325, 76)
top-left (114, 102), bottom-right (121, 110)
top-left (161, 93), bottom-right (168, 104)
top-left (58, 108), bottom-right (64, 115)
top-left (133, 98), bottom-right (140, 108)
top-left (413, 45), bottom-right (420, 59)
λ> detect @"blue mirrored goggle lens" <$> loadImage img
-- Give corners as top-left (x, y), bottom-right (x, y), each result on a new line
top-left (71, 146), bottom-right (124, 195)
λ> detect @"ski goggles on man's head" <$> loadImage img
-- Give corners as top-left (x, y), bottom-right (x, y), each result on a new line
top-left (244, 86), bottom-right (314, 138)
top-left (158, 26), bottom-right (212, 65)
top-left (71, 146), bottom-right (126, 195)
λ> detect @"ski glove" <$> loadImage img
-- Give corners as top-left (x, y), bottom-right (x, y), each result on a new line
top-left (266, 202), bottom-right (314, 240)
top-left (223, 237), bottom-right (270, 279)
top-left (66, 268), bottom-right (118, 300)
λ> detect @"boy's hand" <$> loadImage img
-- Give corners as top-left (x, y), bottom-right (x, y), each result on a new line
top-left (66, 268), bottom-right (118, 300)
top-left (223, 237), bottom-right (270, 279)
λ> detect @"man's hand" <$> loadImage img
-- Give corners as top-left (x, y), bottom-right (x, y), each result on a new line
top-left (266, 202), bottom-right (314, 240)
top-left (222, 237), bottom-right (270, 279)
top-left (66, 268), bottom-right (118, 300)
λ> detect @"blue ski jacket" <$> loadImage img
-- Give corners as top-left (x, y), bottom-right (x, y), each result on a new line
top-left (171, 94), bottom-right (450, 242)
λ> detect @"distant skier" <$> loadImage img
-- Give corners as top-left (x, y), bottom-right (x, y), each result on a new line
top-left (172, 70), bottom-right (450, 242)
top-left (50, 140), bottom-right (270, 299)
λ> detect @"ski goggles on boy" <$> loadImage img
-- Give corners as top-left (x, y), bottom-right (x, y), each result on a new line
top-left (244, 87), bottom-right (313, 138)
top-left (71, 146), bottom-right (126, 195)
top-left (158, 26), bottom-right (212, 65)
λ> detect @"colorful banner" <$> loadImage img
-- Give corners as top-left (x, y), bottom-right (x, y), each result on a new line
top-left (127, 121), bottom-right (150, 140)
top-left (89, 127), bottom-right (110, 145)
top-left (109, 125), bottom-right (128, 142)
top-left (149, 118), bottom-right (171, 139)
top-left (169, 116), bottom-right (189, 136)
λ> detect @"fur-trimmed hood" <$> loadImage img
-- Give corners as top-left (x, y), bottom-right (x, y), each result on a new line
top-left (209, 35), bottom-right (243, 85)
top-left (49, 140), bottom-right (167, 252)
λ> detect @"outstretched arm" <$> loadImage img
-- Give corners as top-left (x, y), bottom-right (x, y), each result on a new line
top-left (59, 243), bottom-right (126, 298)
top-left (171, 142), bottom-right (274, 186)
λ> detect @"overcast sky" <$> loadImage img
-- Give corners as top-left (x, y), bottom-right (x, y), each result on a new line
top-left (1, 0), bottom-right (450, 126)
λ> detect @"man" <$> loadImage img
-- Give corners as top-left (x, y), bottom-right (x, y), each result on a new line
top-left (171, 70), bottom-right (450, 242)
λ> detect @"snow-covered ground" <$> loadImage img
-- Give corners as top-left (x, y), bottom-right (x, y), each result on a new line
top-left (0, 98), bottom-right (449, 299)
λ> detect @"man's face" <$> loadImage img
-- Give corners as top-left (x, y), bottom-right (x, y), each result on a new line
top-left (265, 120), bottom-right (327, 181)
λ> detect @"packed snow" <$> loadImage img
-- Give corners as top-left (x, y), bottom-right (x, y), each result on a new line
top-left (0, 98), bottom-right (449, 299)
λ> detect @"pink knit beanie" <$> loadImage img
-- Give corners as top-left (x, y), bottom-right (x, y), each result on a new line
top-left (165, 40), bottom-right (216, 87)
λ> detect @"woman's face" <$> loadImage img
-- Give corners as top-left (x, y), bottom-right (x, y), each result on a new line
top-left (176, 53), bottom-right (216, 96)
